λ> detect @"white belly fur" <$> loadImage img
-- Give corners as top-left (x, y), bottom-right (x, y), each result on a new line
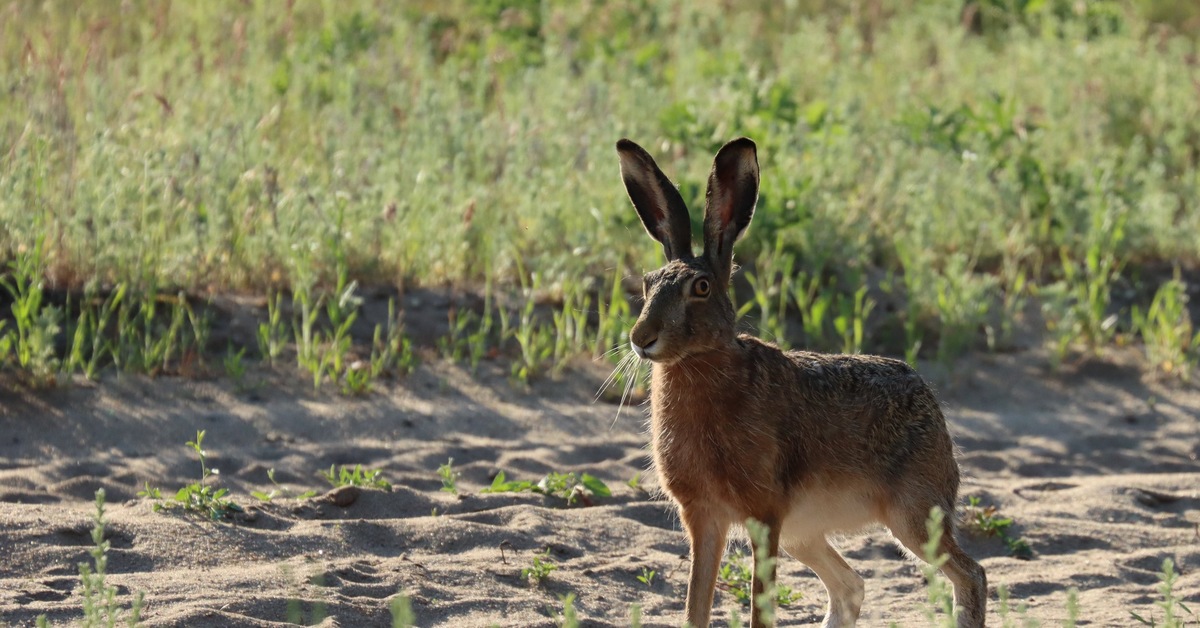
top-left (778, 486), bottom-right (879, 545)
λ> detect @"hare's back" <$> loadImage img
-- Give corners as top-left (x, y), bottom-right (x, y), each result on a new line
top-left (781, 350), bottom-right (942, 419)
top-left (759, 346), bottom-right (956, 478)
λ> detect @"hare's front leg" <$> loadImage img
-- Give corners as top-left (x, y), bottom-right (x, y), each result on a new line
top-left (681, 506), bottom-right (729, 628)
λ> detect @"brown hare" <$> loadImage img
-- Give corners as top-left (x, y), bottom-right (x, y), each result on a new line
top-left (615, 137), bottom-right (987, 628)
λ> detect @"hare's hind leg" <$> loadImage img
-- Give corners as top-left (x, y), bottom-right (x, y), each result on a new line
top-left (886, 506), bottom-right (987, 628)
top-left (781, 539), bottom-right (864, 628)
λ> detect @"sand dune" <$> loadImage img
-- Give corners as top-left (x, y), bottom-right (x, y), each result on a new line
top-left (1, 347), bottom-right (1197, 627)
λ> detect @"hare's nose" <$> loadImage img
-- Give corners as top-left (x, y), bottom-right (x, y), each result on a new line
top-left (632, 336), bottom-right (658, 360)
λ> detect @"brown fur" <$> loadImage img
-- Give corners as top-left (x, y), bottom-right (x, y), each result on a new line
top-left (616, 138), bottom-right (987, 628)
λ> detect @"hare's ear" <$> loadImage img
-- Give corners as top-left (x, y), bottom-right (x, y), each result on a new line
top-left (702, 137), bottom-right (759, 281)
top-left (616, 139), bottom-right (693, 261)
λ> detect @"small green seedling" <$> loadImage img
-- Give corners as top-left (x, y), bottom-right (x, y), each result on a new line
top-left (964, 496), bottom-right (1032, 559)
top-left (717, 545), bottom-right (802, 609)
top-left (522, 548), bottom-right (558, 584)
top-left (252, 468), bottom-right (318, 502)
top-left (438, 458), bottom-right (460, 494)
top-left (482, 470), bottom-right (611, 506)
top-left (391, 593), bottom-right (415, 628)
top-left (340, 361), bottom-right (374, 396)
top-left (321, 464), bottom-right (392, 490)
top-left (556, 592), bottom-right (579, 627)
top-left (223, 344), bottom-right (256, 393)
top-left (636, 567), bottom-right (657, 588)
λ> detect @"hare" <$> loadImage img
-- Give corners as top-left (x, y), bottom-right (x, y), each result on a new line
top-left (615, 137), bottom-right (987, 628)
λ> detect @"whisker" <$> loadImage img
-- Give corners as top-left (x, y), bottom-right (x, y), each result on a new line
top-left (600, 344), bottom-right (627, 359)
top-left (595, 348), bottom-right (632, 402)
top-left (611, 351), bottom-right (643, 430)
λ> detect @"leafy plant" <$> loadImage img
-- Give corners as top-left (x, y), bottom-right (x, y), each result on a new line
top-left (1131, 558), bottom-right (1195, 628)
top-left (1040, 212), bottom-right (1127, 368)
top-left (340, 361), bottom-right (373, 395)
top-left (139, 431), bottom-right (242, 519)
top-left (835, 283), bottom-right (876, 355)
top-left (391, 593), bottom-right (415, 628)
top-left (292, 281), bottom-right (325, 386)
top-left (438, 306), bottom-right (478, 364)
top-left (743, 240), bottom-right (796, 349)
top-left (556, 592), bottom-right (579, 627)
top-left (321, 464), bottom-right (392, 491)
top-left (482, 470), bottom-right (610, 506)
top-left (791, 271), bottom-right (837, 352)
top-left (79, 284), bottom-right (127, 380)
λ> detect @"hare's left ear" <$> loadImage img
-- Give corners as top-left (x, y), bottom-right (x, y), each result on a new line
top-left (702, 138), bottom-right (759, 282)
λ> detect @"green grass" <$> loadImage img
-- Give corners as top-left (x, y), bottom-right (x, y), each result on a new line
top-left (1, 0), bottom-right (1199, 385)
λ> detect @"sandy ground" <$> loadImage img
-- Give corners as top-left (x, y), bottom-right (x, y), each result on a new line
top-left (1, 343), bottom-right (1198, 627)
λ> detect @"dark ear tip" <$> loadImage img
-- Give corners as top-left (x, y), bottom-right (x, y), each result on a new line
top-left (723, 137), bottom-right (757, 153)
top-left (616, 138), bottom-right (640, 152)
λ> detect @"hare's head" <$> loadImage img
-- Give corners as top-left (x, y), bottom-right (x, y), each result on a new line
top-left (616, 138), bottom-right (760, 363)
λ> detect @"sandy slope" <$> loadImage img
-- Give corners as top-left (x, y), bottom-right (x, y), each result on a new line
top-left (0, 347), bottom-right (1197, 627)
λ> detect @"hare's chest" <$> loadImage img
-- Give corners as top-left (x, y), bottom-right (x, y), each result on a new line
top-left (649, 411), bottom-right (771, 516)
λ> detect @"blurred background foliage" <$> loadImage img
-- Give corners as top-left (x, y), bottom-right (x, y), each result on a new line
top-left (1, 0), bottom-right (1198, 370)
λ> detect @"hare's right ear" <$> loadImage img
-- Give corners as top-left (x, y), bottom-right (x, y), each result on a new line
top-left (616, 139), bottom-right (693, 261)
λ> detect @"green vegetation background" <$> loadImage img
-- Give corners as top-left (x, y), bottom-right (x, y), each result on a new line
top-left (2, 0), bottom-right (1199, 379)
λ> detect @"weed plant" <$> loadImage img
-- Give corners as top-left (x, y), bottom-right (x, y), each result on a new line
top-left (1132, 272), bottom-right (1200, 380)
top-left (964, 496), bottom-right (1033, 559)
top-left (139, 431), bottom-right (243, 519)
top-left (483, 470), bottom-right (611, 506)
top-left (522, 549), bottom-right (558, 585)
top-left (321, 464), bottom-right (392, 491)
top-left (36, 490), bottom-right (145, 628)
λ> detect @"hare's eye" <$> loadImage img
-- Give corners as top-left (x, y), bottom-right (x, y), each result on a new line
top-left (693, 278), bottom-right (711, 298)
